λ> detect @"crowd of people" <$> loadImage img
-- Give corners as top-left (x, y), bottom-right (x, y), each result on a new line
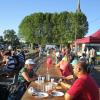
top-left (0, 48), bottom-right (38, 100)
top-left (45, 45), bottom-right (99, 100)
top-left (0, 49), bottom-right (25, 75)
top-left (0, 44), bottom-right (99, 100)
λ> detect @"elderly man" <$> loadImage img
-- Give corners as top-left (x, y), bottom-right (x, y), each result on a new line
top-left (61, 61), bottom-right (99, 100)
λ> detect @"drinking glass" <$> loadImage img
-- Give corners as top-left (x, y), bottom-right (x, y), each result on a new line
top-left (41, 77), bottom-right (45, 83)
top-left (45, 83), bottom-right (52, 94)
top-left (51, 78), bottom-right (54, 83)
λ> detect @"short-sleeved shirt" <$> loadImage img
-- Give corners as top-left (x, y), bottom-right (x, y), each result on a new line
top-left (6, 56), bottom-right (16, 71)
top-left (18, 67), bottom-right (34, 83)
top-left (67, 74), bottom-right (99, 100)
top-left (60, 61), bottom-right (72, 77)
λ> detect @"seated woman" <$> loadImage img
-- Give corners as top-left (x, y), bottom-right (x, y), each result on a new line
top-left (15, 59), bottom-right (37, 100)
top-left (18, 59), bottom-right (37, 83)
top-left (55, 55), bottom-right (73, 78)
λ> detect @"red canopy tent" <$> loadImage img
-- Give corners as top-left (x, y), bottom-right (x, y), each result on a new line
top-left (75, 29), bottom-right (100, 44)
top-left (92, 29), bottom-right (100, 38)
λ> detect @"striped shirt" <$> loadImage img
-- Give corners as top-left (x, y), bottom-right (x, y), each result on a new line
top-left (17, 52), bottom-right (25, 63)
top-left (6, 56), bottom-right (16, 70)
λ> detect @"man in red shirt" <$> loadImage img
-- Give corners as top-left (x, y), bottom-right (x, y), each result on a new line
top-left (64, 61), bottom-right (99, 100)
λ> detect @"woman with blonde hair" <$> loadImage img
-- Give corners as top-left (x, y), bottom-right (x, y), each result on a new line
top-left (55, 55), bottom-right (73, 77)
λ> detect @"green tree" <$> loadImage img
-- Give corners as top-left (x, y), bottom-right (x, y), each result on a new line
top-left (0, 36), bottom-right (4, 43)
top-left (19, 11), bottom-right (88, 45)
top-left (68, 12), bottom-right (88, 41)
top-left (3, 29), bottom-right (20, 47)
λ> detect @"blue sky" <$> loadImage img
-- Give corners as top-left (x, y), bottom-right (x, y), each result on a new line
top-left (0, 0), bottom-right (100, 37)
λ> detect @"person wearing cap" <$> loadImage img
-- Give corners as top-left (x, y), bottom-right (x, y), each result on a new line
top-left (18, 59), bottom-right (37, 83)
top-left (8, 45), bottom-right (12, 50)
top-left (62, 61), bottom-right (99, 100)
top-left (12, 59), bottom-right (37, 100)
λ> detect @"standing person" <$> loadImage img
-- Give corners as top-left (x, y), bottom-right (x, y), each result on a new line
top-left (79, 53), bottom-right (87, 62)
top-left (63, 61), bottom-right (99, 100)
top-left (38, 45), bottom-right (43, 57)
top-left (51, 48), bottom-right (56, 64)
top-left (86, 48), bottom-right (89, 64)
top-left (16, 50), bottom-right (25, 70)
top-left (55, 49), bottom-right (61, 64)
top-left (0, 50), bottom-right (4, 60)
top-left (89, 48), bottom-right (96, 66)
top-left (61, 47), bottom-right (66, 58)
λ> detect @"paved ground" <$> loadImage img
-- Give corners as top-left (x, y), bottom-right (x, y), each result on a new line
top-left (91, 65), bottom-right (100, 88)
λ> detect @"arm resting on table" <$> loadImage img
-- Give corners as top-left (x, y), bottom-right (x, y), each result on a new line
top-left (60, 82), bottom-right (71, 89)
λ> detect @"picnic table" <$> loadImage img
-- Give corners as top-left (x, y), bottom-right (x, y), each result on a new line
top-left (21, 62), bottom-right (67, 100)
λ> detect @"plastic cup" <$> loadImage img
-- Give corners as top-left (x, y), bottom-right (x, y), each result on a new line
top-left (51, 78), bottom-right (54, 83)
top-left (41, 77), bottom-right (45, 83)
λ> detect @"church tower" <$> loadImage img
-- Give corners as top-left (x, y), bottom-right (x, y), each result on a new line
top-left (76, 0), bottom-right (81, 13)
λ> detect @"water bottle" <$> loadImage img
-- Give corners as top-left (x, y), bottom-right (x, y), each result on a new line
top-left (46, 72), bottom-right (50, 82)
top-left (38, 75), bottom-right (41, 84)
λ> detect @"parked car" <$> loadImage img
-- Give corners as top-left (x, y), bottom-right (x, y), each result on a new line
top-left (45, 44), bottom-right (57, 50)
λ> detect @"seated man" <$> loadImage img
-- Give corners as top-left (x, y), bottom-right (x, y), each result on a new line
top-left (60, 61), bottom-right (99, 100)
top-left (16, 50), bottom-right (25, 70)
top-left (0, 51), bottom-right (16, 75)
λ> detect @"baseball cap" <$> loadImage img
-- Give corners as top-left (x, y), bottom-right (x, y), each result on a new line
top-left (25, 59), bottom-right (35, 64)
top-left (8, 45), bottom-right (12, 50)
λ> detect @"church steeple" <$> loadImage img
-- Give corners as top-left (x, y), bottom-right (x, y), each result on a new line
top-left (76, 0), bottom-right (81, 13)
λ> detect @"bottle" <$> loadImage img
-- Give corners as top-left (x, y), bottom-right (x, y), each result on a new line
top-left (46, 72), bottom-right (50, 82)
top-left (38, 75), bottom-right (41, 84)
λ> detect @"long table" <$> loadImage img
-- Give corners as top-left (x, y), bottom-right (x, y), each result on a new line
top-left (21, 81), bottom-right (65, 100)
top-left (21, 61), bottom-right (66, 100)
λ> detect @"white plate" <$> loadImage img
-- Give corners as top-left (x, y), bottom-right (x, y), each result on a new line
top-left (47, 82), bottom-right (58, 86)
top-left (35, 80), bottom-right (42, 84)
top-left (52, 82), bottom-right (58, 86)
top-left (35, 80), bottom-right (39, 84)
top-left (51, 91), bottom-right (64, 96)
top-left (28, 87), bottom-right (37, 94)
top-left (36, 92), bottom-right (48, 98)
